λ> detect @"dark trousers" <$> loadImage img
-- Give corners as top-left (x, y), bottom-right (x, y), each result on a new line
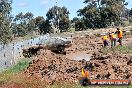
top-left (103, 40), bottom-right (108, 47)
top-left (118, 38), bottom-right (122, 46)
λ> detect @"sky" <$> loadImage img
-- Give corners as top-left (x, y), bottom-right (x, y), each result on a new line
top-left (12, 0), bottom-right (132, 19)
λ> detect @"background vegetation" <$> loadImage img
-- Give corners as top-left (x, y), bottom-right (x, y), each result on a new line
top-left (0, 0), bottom-right (132, 43)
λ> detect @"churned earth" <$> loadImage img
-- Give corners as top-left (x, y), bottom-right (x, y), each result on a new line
top-left (0, 28), bottom-right (132, 88)
top-left (25, 34), bottom-right (132, 82)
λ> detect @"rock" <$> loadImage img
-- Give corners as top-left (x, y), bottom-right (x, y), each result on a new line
top-left (127, 59), bottom-right (132, 65)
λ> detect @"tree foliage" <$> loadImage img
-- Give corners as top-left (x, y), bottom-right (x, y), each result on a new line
top-left (129, 8), bottom-right (132, 17)
top-left (78, 0), bottom-right (128, 29)
top-left (46, 6), bottom-right (70, 32)
top-left (39, 19), bottom-right (52, 34)
top-left (33, 16), bottom-right (44, 28)
top-left (13, 12), bottom-right (36, 36)
top-left (0, 0), bottom-right (131, 43)
top-left (0, 0), bottom-right (13, 44)
top-left (71, 17), bottom-right (86, 31)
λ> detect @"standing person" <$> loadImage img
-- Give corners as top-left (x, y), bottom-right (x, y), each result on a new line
top-left (109, 32), bottom-right (116, 48)
top-left (116, 28), bottom-right (123, 46)
top-left (102, 34), bottom-right (109, 47)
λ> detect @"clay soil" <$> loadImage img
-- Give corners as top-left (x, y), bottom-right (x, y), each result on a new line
top-left (1, 31), bottom-right (132, 88)
top-left (25, 33), bottom-right (132, 84)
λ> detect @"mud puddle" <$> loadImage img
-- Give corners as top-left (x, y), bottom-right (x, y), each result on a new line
top-left (67, 52), bottom-right (92, 61)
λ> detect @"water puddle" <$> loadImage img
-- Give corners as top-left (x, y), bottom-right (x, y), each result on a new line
top-left (67, 52), bottom-right (91, 61)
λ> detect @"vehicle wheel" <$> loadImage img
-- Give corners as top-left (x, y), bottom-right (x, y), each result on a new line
top-left (28, 50), bottom-right (33, 57)
top-left (57, 46), bottom-right (65, 54)
top-left (22, 51), bottom-right (29, 58)
top-left (37, 49), bottom-right (41, 55)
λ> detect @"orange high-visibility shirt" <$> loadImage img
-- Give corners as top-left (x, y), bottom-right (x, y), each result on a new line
top-left (81, 68), bottom-right (89, 77)
top-left (118, 30), bottom-right (123, 38)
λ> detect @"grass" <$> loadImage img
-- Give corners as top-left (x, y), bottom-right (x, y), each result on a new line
top-left (3, 59), bottom-right (29, 73)
top-left (101, 45), bottom-right (132, 54)
top-left (0, 59), bottom-right (29, 85)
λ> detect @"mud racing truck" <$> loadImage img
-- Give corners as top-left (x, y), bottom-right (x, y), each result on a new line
top-left (22, 37), bottom-right (72, 57)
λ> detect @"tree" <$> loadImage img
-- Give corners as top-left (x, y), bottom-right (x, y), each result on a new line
top-left (71, 17), bottom-right (79, 23)
top-left (24, 12), bottom-right (34, 32)
top-left (33, 16), bottom-right (44, 28)
top-left (24, 12), bottom-right (33, 21)
top-left (13, 12), bottom-right (27, 36)
top-left (14, 12), bottom-right (24, 24)
top-left (101, 0), bottom-right (128, 25)
top-left (13, 12), bottom-right (36, 36)
top-left (33, 16), bottom-right (53, 34)
top-left (78, 0), bottom-right (101, 29)
top-left (0, 0), bottom-right (13, 44)
top-left (59, 16), bottom-right (70, 32)
top-left (75, 18), bottom-right (85, 31)
top-left (70, 17), bottom-right (79, 28)
top-left (78, 0), bottom-right (128, 28)
top-left (129, 8), bottom-right (132, 17)
top-left (39, 19), bottom-right (52, 34)
top-left (46, 6), bottom-right (70, 32)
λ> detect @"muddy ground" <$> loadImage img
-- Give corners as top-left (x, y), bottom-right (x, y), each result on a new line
top-left (1, 29), bottom-right (132, 88)
top-left (24, 33), bottom-right (132, 85)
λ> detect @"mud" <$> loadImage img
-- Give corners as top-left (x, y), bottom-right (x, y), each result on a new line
top-left (24, 34), bottom-right (132, 85)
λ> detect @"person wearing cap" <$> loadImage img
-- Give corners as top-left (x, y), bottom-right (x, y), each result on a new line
top-left (109, 32), bottom-right (116, 47)
top-left (116, 28), bottom-right (123, 46)
top-left (102, 34), bottom-right (109, 47)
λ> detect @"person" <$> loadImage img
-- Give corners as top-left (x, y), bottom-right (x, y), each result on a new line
top-left (81, 68), bottom-right (89, 77)
top-left (109, 32), bottom-right (116, 48)
top-left (116, 28), bottom-right (123, 46)
top-left (102, 34), bottom-right (109, 47)
top-left (80, 68), bottom-right (91, 86)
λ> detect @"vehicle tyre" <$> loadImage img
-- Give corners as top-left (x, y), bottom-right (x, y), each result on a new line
top-left (22, 51), bottom-right (29, 58)
top-left (57, 46), bottom-right (65, 54)
top-left (37, 50), bottom-right (41, 55)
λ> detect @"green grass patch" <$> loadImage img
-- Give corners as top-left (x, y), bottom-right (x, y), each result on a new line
top-left (101, 45), bottom-right (132, 54)
top-left (3, 59), bottom-right (29, 74)
top-left (0, 59), bottom-right (29, 85)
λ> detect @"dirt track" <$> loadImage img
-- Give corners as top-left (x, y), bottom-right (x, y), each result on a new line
top-left (24, 34), bottom-right (132, 85)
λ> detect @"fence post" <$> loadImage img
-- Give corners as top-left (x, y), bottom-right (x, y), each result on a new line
top-left (3, 43), bottom-right (6, 66)
top-left (11, 43), bottom-right (15, 65)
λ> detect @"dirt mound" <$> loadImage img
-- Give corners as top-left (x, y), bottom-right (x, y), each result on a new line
top-left (24, 35), bottom-right (132, 85)
top-left (25, 51), bottom-right (132, 84)
top-left (87, 53), bottom-right (132, 80)
top-left (25, 50), bottom-right (83, 84)
top-left (24, 35), bottom-right (102, 84)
